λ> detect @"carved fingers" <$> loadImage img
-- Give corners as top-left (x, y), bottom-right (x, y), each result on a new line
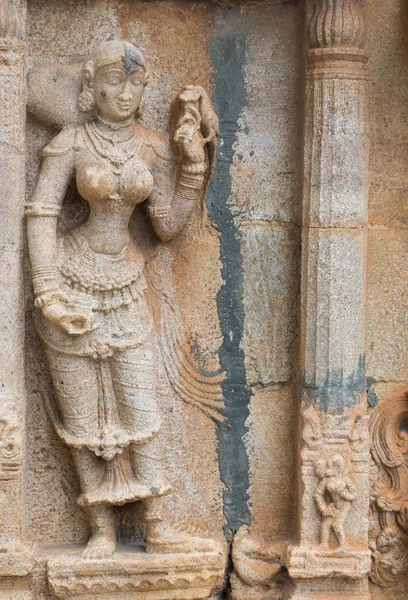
top-left (179, 85), bottom-right (219, 141)
top-left (41, 298), bottom-right (95, 336)
top-left (174, 84), bottom-right (218, 166)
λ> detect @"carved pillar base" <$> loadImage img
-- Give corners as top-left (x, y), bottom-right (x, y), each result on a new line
top-left (47, 548), bottom-right (225, 600)
top-left (230, 528), bottom-right (288, 600)
top-left (287, 578), bottom-right (370, 600)
top-left (285, 546), bottom-right (371, 580)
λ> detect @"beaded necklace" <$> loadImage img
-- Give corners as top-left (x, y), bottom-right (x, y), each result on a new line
top-left (84, 120), bottom-right (141, 174)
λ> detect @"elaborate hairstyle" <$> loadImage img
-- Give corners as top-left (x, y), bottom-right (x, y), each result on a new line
top-left (77, 40), bottom-right (146, 115)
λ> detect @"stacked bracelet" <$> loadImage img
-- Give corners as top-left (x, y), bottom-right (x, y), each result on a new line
top-left (181, 162), bottom-right (207, 175)
top-left (175, 169), bottom-right (205, 200)
top-left (148, 205), bottom-right (170, 219)
top-left (31, 265), bottom-right (59, 297)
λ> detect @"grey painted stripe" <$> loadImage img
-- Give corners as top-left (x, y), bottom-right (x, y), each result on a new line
top-left (207, 7), bottom-right (252, 537)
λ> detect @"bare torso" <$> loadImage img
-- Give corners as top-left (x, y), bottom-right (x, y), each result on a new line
top-left (74, 120), bottom-right (155, 254)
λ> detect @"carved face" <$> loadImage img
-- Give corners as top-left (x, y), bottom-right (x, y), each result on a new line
top-left (93, 62), bottom-right (145, 121)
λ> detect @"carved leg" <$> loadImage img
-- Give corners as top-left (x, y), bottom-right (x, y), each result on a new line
top-left (333, 504), bottom-right (351, 548)
top-left (144, 497), bottom-right (222, 554)
top-left (130, 437), bottom-right (171, 497)
top-left (44, 348), bottom-right (100, 440)
top-left (320, 517), bottom-right (333, 548)
top-left (71, 447), bottom-right (117, 558)
top-left (44, 349), bottom-right (117, 558)
top-left (82, 504), bottom-right (117, 559)
top-left (111, 343), bottom-right (161, 443)
top-left (111, 344), bottom-right (171, 496)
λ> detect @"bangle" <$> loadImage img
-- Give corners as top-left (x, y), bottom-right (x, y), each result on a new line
top-left (181, 162), bottom-right (207, 175)
top-left (25, 203), bottom-right (61, 217)
top-left (148, 205), bottom-right (170, 219)
top-left (31, 265), bottom-right (59, 296)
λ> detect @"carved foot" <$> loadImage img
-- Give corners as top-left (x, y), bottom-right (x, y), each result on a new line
top-left (82, 531), bottom-right (117, 559)
top-left (83, 505), bottom-right (117, 559)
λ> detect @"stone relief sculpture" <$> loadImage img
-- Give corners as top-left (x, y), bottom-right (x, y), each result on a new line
top-left (25, 40), bottom-right (223, 560)
top-left (369, 393), bottom-right (408, 587)
top-left (314, 454), bottom-right (357, 549)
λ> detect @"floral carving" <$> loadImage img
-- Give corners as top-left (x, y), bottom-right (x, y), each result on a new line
top-left (369, 393), bottom-right (408, 587)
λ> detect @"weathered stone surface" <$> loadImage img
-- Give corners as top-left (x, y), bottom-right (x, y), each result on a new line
top-left (1, 0), bottom-right (408, 599)
top-left (231, 1), bottom-right (301, 224)
top-left (240, 223), bottom-right (299, 387)
top-left (367, 0), bottom-right (408, 228)
top-left (244, 384), bottom-right (296, 541)
top-left (366, 228), bottom-right (408, 382)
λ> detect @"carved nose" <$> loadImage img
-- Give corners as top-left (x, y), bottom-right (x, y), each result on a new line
top-left (119, 82), bottom-right (132, 102)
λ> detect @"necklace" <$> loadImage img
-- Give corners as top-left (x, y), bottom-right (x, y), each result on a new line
top-left (84, 121), bottom-right (141, 171)
top-left (97, 114), bottom-right (135, 131)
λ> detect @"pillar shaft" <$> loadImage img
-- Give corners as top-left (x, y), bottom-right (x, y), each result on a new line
top-left (0, 0), bottom-right (32, 581)
top-left (284, 2), bottom-right (371, 598)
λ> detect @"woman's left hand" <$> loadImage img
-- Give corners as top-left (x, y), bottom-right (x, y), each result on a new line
top-left (173, 85), bottom-right (218, 166)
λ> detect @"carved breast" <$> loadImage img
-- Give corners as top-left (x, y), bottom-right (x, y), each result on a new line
top-left (76, 156), bottom-right (154, 207)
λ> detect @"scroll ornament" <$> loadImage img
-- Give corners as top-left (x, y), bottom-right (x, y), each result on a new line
top-left (370, 394), bottom-right (408, 587)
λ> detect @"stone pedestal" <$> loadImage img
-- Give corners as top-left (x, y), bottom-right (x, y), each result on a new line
top-left (46, 546), bottom-right (225, 600)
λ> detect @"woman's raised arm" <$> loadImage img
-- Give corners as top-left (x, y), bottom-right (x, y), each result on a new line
top-left (147, 86), bottom-right (218, 243)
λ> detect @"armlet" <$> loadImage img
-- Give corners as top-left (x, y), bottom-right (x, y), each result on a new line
top-left (42, 125), bottom-right (79, 158)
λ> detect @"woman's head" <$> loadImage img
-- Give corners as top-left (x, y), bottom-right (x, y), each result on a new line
top-left (78, 40), bottom-right (147, 121)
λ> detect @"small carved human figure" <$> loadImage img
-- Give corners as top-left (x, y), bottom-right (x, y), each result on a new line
top-left (314, 454), bottom-right (357, 549)
top-left (26, 40), bottom-right (219, 559)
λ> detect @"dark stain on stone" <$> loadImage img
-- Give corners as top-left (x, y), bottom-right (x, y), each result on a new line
top-left (300, 355), bottom-right (366, 413)
top-left (207, 7), bottom-right (252, 537)
top-left (122, 44), bottom-right (145, 71)
top-left (366, 376), bottom-right (379, 408)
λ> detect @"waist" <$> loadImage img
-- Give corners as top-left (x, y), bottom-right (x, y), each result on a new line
top-left (58, 230), bottom-right (146, 310)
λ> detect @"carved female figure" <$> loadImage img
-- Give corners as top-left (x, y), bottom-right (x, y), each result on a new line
top-left (26, 40), bottom-right (219, 558)
top-left (314, 454), bottom-right (357, 549)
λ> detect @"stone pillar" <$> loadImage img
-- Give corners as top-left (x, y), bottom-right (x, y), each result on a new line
top-left (284, 1), bottom-right (371, 598)
top-left (0, 0), bottom-right (33, 589)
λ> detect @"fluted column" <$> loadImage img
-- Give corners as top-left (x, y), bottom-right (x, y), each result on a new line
top-left (0, 0), bottom-right (33, 589)
top-left (283, 1), bottom-right (371, 598)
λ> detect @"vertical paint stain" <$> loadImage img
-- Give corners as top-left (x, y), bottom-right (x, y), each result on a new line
top-left (207, 7), bottom-right (252, 536)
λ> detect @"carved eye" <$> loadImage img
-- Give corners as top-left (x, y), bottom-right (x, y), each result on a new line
top-left (106, 77), bottom-right (123, 85)
top-left (130, 77), bottom-right (143, 86)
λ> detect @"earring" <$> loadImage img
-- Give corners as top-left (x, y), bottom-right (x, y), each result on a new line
top-left (77, 88), bottom-right (95, 113)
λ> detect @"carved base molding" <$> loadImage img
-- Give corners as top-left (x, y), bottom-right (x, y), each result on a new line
top-left (285, 545), bottom-right (371, 580)
top-left (47, 546), bottom-right (225, 600)
top-left (0, 543), bottom-right (33, 577)
top-left (288, 578), bottom-right (370, 600)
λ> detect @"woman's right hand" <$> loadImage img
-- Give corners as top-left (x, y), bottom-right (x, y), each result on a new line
top-left (40, 296), bottom-right (95, 336)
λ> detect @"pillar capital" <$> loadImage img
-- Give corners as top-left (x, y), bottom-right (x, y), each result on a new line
top-left (308, 0), bottom-right (366, 51)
